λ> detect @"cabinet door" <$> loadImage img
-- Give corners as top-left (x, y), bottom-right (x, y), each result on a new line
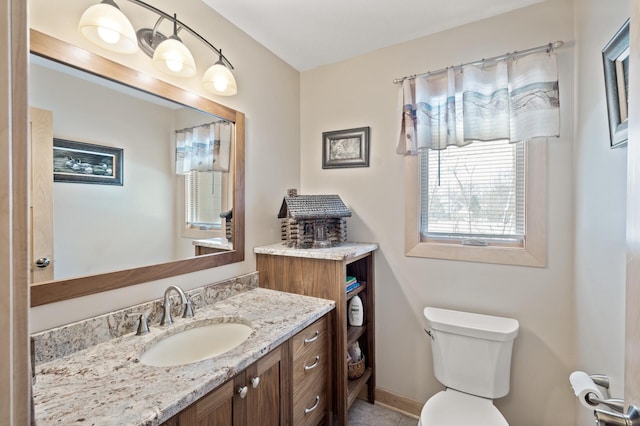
top-left (162, 344), bottom-right (289, 426)
top-left (246, 344), bottom-right (288, 426)
top-left (177, 380), bottom-right (235, 426)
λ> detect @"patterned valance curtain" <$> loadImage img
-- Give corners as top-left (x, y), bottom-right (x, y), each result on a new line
top-left (396, 52), bottom-right (560, 155)
top-left (175, 121), bottom-right (233, 174)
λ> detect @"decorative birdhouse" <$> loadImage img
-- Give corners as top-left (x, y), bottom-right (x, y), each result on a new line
top-left (219, 209), bottom-right (233, 242)
top-left (278, 189), bottom-right (351, 249)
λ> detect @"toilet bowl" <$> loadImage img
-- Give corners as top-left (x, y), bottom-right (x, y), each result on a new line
top-left (419, 307), bottom-right (519, 425)
top-left (418, 389), bottom-right (507, 426)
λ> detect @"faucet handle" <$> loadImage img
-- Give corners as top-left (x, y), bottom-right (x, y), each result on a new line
top-left (128, 309), bottom-right (152, 336)
top-left (182, 297), bottom-right (195, 318)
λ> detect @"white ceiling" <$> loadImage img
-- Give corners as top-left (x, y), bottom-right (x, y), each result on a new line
top-left (202, 0), bottom-right (544, 71)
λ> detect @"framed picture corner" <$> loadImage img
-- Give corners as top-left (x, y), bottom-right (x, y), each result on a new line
top-left (602, 18), bottom-right (630, 149)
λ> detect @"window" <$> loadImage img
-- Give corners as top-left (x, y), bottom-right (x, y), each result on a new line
top-left (185, 171), bottom-right (222, 229)
top-left (405, 141), bottom-right (546, 266)
top-left (422, 140), bottom-right (525, 245)
top-left (182, 170), bottom-right (228, 239)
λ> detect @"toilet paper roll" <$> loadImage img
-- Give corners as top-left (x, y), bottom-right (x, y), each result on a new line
top-left (569, 371), bottom-right (603, 408)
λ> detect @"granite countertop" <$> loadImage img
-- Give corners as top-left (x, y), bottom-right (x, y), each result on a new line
top-left (33, 288), bottom-right (335, 426)
top-left (254, 242), bottom-right (379, 261)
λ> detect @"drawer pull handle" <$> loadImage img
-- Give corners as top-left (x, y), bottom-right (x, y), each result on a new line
top-left (251, 377), bottom-right (260, 388)
top-left (304, 395), bottom-right (320, 414)
top-left (304, 355), bottom-right (320, 371)
top-left (304, 331), bottom-right (319, 344)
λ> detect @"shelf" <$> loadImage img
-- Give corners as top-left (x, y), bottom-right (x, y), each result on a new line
top-left (347, 324), bottom-right (366, 346)
top-left (256, 245), bottom-right (376, 426)
top-left (346, 281), bottom-right (367, 300)
top-left (346, 367), bottom-right (373, 409)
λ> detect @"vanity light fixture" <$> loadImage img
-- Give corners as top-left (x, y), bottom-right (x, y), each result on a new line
top-left (78, 0), bottom-right (237, 95)
top-left (150, 14), bottom-right (196, 77)
top-left (202, 51), bottom-right (237, 96)
top-left (78, 0), bottom-right (138, 54)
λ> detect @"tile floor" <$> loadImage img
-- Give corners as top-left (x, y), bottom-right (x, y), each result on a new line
top-left (347, 399), bottom-right (418, 426)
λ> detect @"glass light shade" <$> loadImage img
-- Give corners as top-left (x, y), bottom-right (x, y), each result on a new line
top-left (152, 37), bottom-right (197, 77)
top-left (202, 62), bottom-right (238, 96)
top-left (78, 2), bottom-right (138, 54)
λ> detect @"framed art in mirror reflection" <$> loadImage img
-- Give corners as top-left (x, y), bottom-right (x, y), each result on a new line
top-left (53, 138), bottom-right (123, 185)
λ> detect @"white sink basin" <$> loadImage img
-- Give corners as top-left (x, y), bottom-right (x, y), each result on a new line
top-left (140, 322), bottom-right (253, 367)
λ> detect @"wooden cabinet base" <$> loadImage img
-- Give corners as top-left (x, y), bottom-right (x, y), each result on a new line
top-left (162, 313), bottom-right (330, 426)
top-left (256, 244), bottom-right (377, 426)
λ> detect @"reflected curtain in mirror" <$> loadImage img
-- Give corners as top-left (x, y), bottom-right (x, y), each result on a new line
top-left (175, 121), bottom-right (232, 174)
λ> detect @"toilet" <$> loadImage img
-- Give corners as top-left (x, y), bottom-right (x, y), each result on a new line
top-left (419, 307), bottom-right (519, 426)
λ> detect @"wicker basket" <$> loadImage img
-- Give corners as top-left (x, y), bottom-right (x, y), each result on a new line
top-left (347, 356), bottom-right (365, 380)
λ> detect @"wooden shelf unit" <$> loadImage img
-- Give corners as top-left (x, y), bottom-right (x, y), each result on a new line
top-left (255, 243), bottom-right (377, 426)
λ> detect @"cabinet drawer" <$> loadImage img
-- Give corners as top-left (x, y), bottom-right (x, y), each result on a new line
top-left (292, 316), bottom-right (328, 426)
top-left (291, 316), bottom-right (328, 361)
top-left (292, 377), bottom-right (327, 426)
top-left (293, 349), bottom-right (327, 386)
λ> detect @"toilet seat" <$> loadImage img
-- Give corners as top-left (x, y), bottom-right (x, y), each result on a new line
top-left (418, 389), bottom-right (508, 426)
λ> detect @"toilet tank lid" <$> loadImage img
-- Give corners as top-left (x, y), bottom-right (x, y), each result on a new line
top-left (424, 307), bottom-right (519, 342)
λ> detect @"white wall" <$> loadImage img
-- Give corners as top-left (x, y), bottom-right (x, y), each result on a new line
top-left (29, 0), bottom-right (301, 332)
top-left (300, 1), bottom-right (577, 424)
top-left (573, 0), bottom-right (629, 424)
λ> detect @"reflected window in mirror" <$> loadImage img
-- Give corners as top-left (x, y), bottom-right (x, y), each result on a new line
top-left (175, 120), bottom-right (234, 241)
top-left (184, 170), bottom-right (225, 236)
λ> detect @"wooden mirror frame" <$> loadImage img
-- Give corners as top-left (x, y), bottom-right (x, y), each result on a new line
top-left (29, 29), bottom-right (245, 307)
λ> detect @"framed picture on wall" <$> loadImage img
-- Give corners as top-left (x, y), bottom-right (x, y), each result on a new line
top-left (322, 126), bottom-right (370, 169)
top-left (53, 138), bottom-right (123, 185)
top-left (602, 18), bottom-right (629, 149)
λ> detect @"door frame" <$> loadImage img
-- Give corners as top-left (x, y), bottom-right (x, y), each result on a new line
top-left (0, 0), bottom-right (30, 425)
top-left (626, 3), bottom-right (640, 412)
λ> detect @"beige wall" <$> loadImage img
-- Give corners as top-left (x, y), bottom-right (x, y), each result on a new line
top-left (300, 1), bottom-right (579, 424)
top-left (28, 0), bottom-right (301, 331)
top-left (573, 0), bottom-right (629, 424)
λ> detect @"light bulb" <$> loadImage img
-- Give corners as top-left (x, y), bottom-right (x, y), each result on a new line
top-left (166, 59), bottom-right (184, 73)
top-left (97, 26), bottom-right (121, 44)
top-left (213, 76), bottom-right (228, 92)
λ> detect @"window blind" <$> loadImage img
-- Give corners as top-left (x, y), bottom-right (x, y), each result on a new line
top-left (185, 171), bottom-right (222, 227)
top-left (420, 140), bottom-right (525, 243)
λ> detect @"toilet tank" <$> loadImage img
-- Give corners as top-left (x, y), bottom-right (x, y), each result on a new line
top-left (424, 307), bottom-right (519, 399)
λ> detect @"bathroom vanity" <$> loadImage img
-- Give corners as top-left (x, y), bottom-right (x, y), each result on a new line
top-left (163, 316), bottom-right (329, 426)
top-left (31, 274), bottom-right (334, 425)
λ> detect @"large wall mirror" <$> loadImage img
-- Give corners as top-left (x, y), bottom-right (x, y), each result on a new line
top-left (29, 29), bottom-right (245, 307)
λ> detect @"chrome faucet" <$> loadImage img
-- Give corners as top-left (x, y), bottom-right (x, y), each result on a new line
top-left (160, 285), bottom-right (195, 326)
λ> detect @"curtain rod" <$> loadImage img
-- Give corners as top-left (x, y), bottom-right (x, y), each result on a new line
top-left (175, 119), bottom-right (229, 134)
top-left (392, 40), bottom-right (564, 84)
